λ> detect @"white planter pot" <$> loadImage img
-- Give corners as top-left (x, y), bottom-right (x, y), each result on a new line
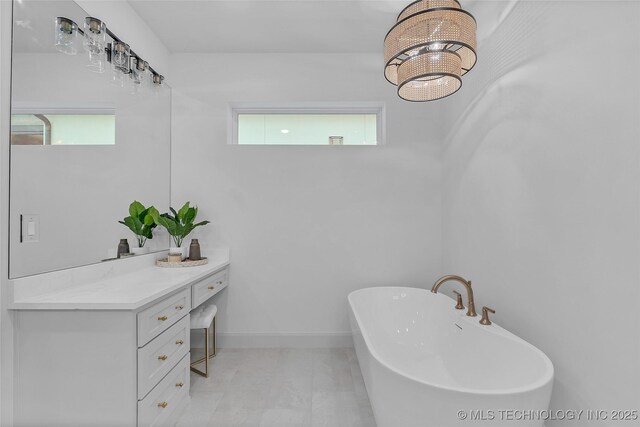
top-left (169, 246), bottom-right (187, 261)
top-left (131, 246), bottom-right (149, 256)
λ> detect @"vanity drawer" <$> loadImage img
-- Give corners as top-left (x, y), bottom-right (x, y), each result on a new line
top-left (138, 315), bottom-right (190, 399)
top-left (138, 289), bottom-right (191, 347)
top-left (138, 353), bottom-right (190, 427)
top-left (192, 268), bottom-right (228, 309)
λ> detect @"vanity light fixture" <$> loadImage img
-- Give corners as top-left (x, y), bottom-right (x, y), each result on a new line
top-left (130, 57), bottom-right (150, 86)
top-left (152, 73), bottom-right (164, 86)
top-left (83, 17), bottom-right (106, 73)
top-left (54, 16), bottom-right (165, 86)
top-left (384, 0), bottom-right (477, 101)
top-left (54, 17), bottom-right (79, 55)
top-left (111, 41), bottom-right (130, 74)
top-left (129, 57), bottom-right (141, 86)
top-left (109, 41), bottom-right (130, 87)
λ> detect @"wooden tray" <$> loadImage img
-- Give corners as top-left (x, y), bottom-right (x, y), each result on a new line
top-left (155, 257), bottom-right (209, 268)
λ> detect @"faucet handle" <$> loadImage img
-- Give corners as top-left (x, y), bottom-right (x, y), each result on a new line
top-left (452, 291), bottom-right (465, 310)
top-left (479, 306), bottom-right (496, 325)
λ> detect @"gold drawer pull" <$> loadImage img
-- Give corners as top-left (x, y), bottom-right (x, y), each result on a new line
top-left (158, 316), bottom-right (168, 321)
top-left (158, 402), bottom-right (168, 408)
top-left (158, 355), bottom-right (168, 361)
top-left (175, 382), bottom-right (184, 388)
top-left (208, 286), bottom-right (215, 290)
top-left (217, 281), bottom-right (223, 285)
top-left (175, 305), bottom-right (184, 310)
top-left (175, 340), bottom-right (184, 345)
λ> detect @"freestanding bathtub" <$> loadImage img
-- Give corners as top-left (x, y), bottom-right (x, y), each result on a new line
top-left (348, 287), bottom-right (553, 427)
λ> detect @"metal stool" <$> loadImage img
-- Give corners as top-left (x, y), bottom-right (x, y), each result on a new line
top-left (190, 304), bottom-right (217, 377)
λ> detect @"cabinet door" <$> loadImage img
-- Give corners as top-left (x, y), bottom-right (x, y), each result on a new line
top-left (138, 315), bottom-right (190, 399)
top-left (138, 353), bottom-right (190, 427)
top-left (138, 289), bottom-right (191, 346)
top-left (192, 268), bottom-right (228, 309)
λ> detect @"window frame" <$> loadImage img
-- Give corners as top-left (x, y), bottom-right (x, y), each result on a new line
top-left (11, 107), bottom-right (116, 146)
top-left (228, 102), bottom-right (386, 146)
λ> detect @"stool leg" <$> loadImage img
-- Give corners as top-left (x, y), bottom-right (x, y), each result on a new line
top-left (190, 327), bottom-right (210, 378)
top-left (190, 317), bottom-right (217, 377)
top-left (211, 317), bottom-right (217, 358)
top-left (203, 327), bottom-right (209, 377)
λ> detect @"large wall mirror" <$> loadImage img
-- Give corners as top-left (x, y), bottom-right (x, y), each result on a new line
top-left (10, 0), bottom-right (171, 278)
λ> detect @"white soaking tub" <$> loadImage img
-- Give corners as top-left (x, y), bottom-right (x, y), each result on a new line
top-left (348, 286), bottom-right (554, 427)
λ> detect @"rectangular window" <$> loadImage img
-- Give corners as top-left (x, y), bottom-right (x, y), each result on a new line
top-left (231, 104), bottom-right (384, 145)
top-left (11, 113), bottom-right (116, 146)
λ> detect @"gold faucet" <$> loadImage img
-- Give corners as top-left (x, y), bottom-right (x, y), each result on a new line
top-left (479, 306), bottom-right (495, 325)
top-left (431, 275), bottom-right (477, 317)
top-left (452, 291), bottom-right (465, 310)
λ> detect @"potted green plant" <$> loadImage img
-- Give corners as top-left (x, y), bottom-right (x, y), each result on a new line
top-left (152, 202), bottom-right (210, 260)
top-left (119, 201), bottom-right (159, 255)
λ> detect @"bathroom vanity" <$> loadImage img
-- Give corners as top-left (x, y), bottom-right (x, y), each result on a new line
top-left (6, 2), bottom-right (222, 425)
top-left (10, 252), bottom-right (230, 427)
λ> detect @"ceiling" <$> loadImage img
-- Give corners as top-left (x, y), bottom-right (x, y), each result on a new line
top-left (12, 0), bottom-right (515, 55)
top-left (128, 0), bottom-right (510, 54)
top-left (128, 0), bottom-right (494, 54)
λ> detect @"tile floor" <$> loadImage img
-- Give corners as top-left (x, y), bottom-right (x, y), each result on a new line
top-left (175, 348), bottom-right (376, 427)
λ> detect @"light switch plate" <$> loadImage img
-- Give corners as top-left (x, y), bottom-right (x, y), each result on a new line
top-left (21, 214), bottom-right (40, 243)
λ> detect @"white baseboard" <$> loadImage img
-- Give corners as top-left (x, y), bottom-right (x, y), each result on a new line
top-left (216, 332), bottom-right (353, 349)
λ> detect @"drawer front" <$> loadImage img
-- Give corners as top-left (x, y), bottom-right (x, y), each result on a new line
top-left (192, 268), bottom-right (228, 309)
top-left (138, 353), bottom-right (190, 427)
top-left (138, 315), bottom-right (190, 399)
top-left (138, 289), bottom-right (191, 347)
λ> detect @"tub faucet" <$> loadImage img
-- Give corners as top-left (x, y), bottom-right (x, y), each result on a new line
top-left (431, 275), bottom-right (477, 317)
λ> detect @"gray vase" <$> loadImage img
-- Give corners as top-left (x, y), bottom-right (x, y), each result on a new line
top-left (189, 239), bottom-right (201, 261)
top-left (117, 239), bottom-right (129, 258)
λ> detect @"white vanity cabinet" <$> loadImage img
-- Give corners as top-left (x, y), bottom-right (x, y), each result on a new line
top-left (191, 268), bottom-right (228, 309)
top-left (11, 258), bottom-right (230, 427)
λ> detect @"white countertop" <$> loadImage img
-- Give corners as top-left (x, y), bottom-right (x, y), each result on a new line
top-left (10, 251), bottom-right (230, 311)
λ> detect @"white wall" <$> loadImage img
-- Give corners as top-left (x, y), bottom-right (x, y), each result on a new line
top-left (0, 2), bottom-right (12, 424)
top-left (441, 1), bottom-right (640, 424)
top-left (171, 53), bottom-right (443, 346)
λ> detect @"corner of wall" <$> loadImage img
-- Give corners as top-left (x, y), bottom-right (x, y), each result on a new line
top-left (1, 1), bottom-right (14, 424)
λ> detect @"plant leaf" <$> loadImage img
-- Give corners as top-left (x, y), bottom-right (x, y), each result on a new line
top-left (162, 212), bottom-right (176, 222)
top-left (177, 202), bottom-right (190, 222)
top-left (147, 206), bottom-right (159, 220)
top-left (142, 207), bottom-right (157, 227)
top-left (183, 207), bottom-right (196, 225)
top-left (156, 215), bottom-right (179, 237)
top-left (138, 207), bottom-right (150, 220)
top-left (129, 200), bottom-right (145, 218)
top-left (141, 224), bottom-right (154, 239)
top-left (122, 216), bottom-right (143, 236)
